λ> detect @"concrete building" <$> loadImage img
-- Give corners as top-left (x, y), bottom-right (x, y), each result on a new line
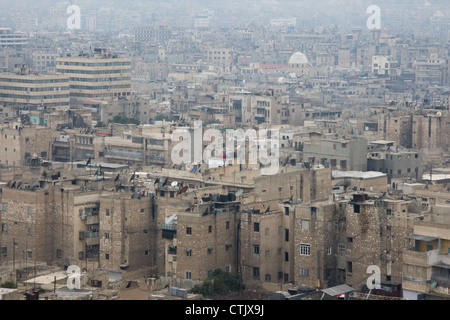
top-left (372, 55), bottom-right (398, 76)
top-left (402, 209), bottom-right (450, 300)
top-left (0, 121), bottom-right (53, 167)
top-left (56, 49), bottom-right (132, 104)
top-left (367, 148), bottom-right (423, 185)
top-left (31, 52), bottom-right (59, 74)
top-left (0, 28), bottom-right (27, 49)
top-left (0, 65), bottom-right (70, 110)
top-left (0, 175), bottom-right (157, 273)
top-left (302, 135), bottom-right (368, 171)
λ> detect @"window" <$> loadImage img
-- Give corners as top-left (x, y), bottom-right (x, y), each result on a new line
top-left (186, 227), bottom-right (192, 235)
top-left (253, 245), bottom-right (260, 254)
top-left (185, 271), bottom-right (192, 279)
top-left (265, 228), bottom-right (269, 236)
top-left (300, 244), bottom-right (311, 256)
top-left (186, 249), bottom-right (192, 256)
top-left (145, 250), bottom-right (149, 256)
top-left (354, 204), bottom-right (360, 213)
top-left (78, 251), bottom-right (84, 260)
top-left (208, 225), bottom-right (212, 233)
top-left (339, 243), bottom-right (346, 253)
top-left (254, 222), bottom-right (260, 232)
top-left (105, 209), bottom-right (110, 216)
top-left (1, 246), bottom-right (7, 256)
top-left (27, 250), bottom-right (32, 259)
top-left (327, 247), bottom-right (332, 255)
top-left (1, 223), bottom-right (6, 232)
top-left (265, 274), bottom-right (271, 281)
top-left (347, 261), bottom-right (353, 273)
top-left (105, 233), bottom-right (110, 239)
top-left (226, 221), bottom-right (230, 230)
top-left (284, 252), bottom-right (289, 262)
top-left (285, 229), bottom-right (289, 241)
top-left (300, 268), bottom-right (309, 276)
top-left (426, 245), bottom-right (433, 251)
top-left (284, 207), bottom-right (289, 216)
top-left (207, 248), bottom-right (213, 255)
top-left (105, 253), bottom-right (110, 260)
top-left (253, 267), bottom-right (260, 279)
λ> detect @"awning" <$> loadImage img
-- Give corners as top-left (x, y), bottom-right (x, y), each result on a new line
top-left (406, 234), bottom-right (438, 242)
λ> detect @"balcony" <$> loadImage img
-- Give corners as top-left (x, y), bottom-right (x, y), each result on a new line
top-left (86, 215), bottom-right (99, 225)
top-left (86, 231), bottom-right (99, 246)
top-left (403, 248), bottom-right (441, 268)
top-left (162, 223), bottom-right (177, 239)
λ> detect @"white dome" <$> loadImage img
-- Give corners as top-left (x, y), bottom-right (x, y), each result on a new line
top-left (289, 51), bottom-right (309, 65)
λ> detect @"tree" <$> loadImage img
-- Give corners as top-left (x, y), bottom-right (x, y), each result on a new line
top-left (0, 280), bottom-right (17, 288)
top-left (191, 269), bottom-right (244, 297)
top-left (108, 115), bottom-right (140, 125)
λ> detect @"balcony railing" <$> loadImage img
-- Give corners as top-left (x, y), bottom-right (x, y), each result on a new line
top-left (86, 231), bottom-right (99, 238)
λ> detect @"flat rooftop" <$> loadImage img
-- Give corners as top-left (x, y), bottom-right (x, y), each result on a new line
top-left (332, 170), bottom-right (386, 179)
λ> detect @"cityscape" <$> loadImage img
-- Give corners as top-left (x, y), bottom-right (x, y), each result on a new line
top-left (0, 0), bottom-right (450, 302)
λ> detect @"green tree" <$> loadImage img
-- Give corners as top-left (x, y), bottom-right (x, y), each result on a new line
top-left (108, 115), bottom-right (140, 125)
top-left (191, 269), bottom-right (244, 297)
top-left (0, 280), bottom-right (17, 288)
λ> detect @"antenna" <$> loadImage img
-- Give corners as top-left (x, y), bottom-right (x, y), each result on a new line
top-left (171, 181), bottom-right (178, 187)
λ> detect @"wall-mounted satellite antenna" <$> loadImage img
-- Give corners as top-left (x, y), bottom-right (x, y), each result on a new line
top-left (171, 181), bottom-right (178, 187)
top-left (235, 189), bottom-right (243, 197)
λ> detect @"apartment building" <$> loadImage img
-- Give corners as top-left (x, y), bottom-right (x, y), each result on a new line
top-left (412, 113), bottom-right (450, 151)
top-left (0, 121), bottom-right (52, 167)
top-left (56, 49), bottom-right (132, 104)
top-left (99, 190), bottom-right (156, 271)
top-left (134, 26), bottom-right (172, 43)
top-left (372, 55), bottom-right (398, 76)
top-left (229, 91), bottom-right (302, 126)
top-left (0, 28), bottom-right (27, 49)
top-left (302, 136), bottom-right (368, 171)
top-left (0, 65), bottom-right (70, 110)
top-left (0, 176), bottom-right (157, 273)
top-left (31, 52), bottom-right (59, 74)
top-left (402, 209), bottom-right (450, 300)
top-left (367, 148), bottom-right (423, 184)
top-left (206, 48), bottom-right (232, 66)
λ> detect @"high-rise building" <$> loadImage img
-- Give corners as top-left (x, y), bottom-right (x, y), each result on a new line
top-left (56, 49), bottom-right (132, 104)
top-left (0, 65), bottom-right (70, 109)
top-left (0, 28), bottom-right (27, 49)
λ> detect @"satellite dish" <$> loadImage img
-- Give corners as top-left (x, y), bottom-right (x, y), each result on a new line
top-left (235, 189), bottom-right (243, 197)
top-left (431, 282), bottom-right (438, 288)
top-left (171, 181), bottom-right (178, 187)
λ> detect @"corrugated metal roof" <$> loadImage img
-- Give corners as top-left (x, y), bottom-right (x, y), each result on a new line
top-left (321, 284), bottom-right (354, 296)
top-left (406, 234), bottom-right (438, 242)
